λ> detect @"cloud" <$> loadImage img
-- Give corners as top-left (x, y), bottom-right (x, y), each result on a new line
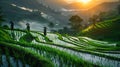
top-left (65, 0), bottom-right (119, 4)
top-left (11, 4), bottom-right (33, 12)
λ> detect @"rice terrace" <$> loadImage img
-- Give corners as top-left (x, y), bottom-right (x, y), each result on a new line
top-left (0, 0), bottom-right (120, 67)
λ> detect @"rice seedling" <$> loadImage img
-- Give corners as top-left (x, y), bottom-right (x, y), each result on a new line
top-left (6, 40), bottom-right (99, 67)
top-left (18, 41), bottom-right (120, 67)
top-left (0, 49), bottom-right (2, 65)
top-left (5, 48), bottom-right (12, 67)
top-left (0, 41), bottom-right (54, 67)
top-left (1, 28), bottom-right (120, 67)
top-left (19, 33), bottom-right (35, 43)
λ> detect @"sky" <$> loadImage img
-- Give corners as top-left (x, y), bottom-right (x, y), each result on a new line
top-left (65, 0), bottom-right (119, 3)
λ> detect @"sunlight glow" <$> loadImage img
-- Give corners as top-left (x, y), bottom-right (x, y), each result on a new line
top-left (79, 0), bottom-right (92, 4)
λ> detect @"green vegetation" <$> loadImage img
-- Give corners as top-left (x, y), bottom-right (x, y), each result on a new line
top-left (0, 29), bottom-right (53, 67)
top-left (37, 32), bottom-right (53, 43)
top-left (0, 41), bottom-right (54, 67)
top-left (34, 32), bottom-right (120, 61)
top-left (0, 28), bottom-right (12, 41)
top-left (0, 27), bottom-right (120, 67)
top-left (116, 42), bottom-right (120, 47)
top-left (8, 41), bottom-right (98, 67)
top-left (1, 1), bottom-right (120, 67)
top-left (89, 11), bottom-right (118, 24)
top-left (69, 15), bottom-right (83, 31)
top-left (0, 49), bottom-right (2, 65)
top-left (81, 17), bottom-right (120, 41)
top-left (2, 25), bottom-right (9, 29)
top-left (57, 33), bottom-right (63, 40)
top-left (0, 29), bottom-right (97, 67)
top-left (19, 32), bottom-right (35, 43)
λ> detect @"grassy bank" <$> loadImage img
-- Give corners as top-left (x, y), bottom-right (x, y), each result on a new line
top-left (0, 41), bottom-right (54, 67)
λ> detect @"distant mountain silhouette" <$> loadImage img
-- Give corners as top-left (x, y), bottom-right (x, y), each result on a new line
top-left (65, 2), bottom-right (85, 9)
top-left (0, 0), bottom-right (69, 30)
top-left (41, 0), bottom-right (67, 9)
top-left (0, 0), bottom-right (119, 30)
top-left (65, 1), bottom-right (102, 10)
top-left (85, 2), bottom-right (120, 16)
top-left (70, 2), bottom-right (120, 25)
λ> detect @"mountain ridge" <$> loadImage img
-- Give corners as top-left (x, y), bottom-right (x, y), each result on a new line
top-left (0, 0), bottom-right (70, 31)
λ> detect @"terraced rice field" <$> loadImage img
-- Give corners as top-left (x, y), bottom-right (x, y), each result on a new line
top-left (0, 29), bottom-right (120, 67)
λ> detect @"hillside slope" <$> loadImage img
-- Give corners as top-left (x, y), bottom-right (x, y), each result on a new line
top-left (75, 2), bottom-right (120, 25)
top-left (0, 27), bottom-right (120, 67)
top-left (81, 17), bottom-right (120, 41)
top-left (0, 0), bottom-right (69, 31)
top-left (85, 2), bottom-right (120, 15)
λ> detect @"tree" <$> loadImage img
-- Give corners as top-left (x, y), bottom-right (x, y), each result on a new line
top-left (69, 15), bottom-right (83, 31)
top-left (89, 15), bottom-right (100, 25)
top-left (89, 11), bottom-right (118, 25)
top-left (99, 11), bottom-right (118, 21)
top-left (2, 25), bottom-right (9, 29)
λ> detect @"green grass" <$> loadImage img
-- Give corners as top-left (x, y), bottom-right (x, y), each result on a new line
top-left (64, 35), bottom-right (120, 52)
top-left (57, 33), bottom-right (64, 40)
top-left (19, 32), bottom-right (35, 43)
top-left (0, 49), bottom-right (2, 65)
top-left (34, 36), bottom-right (120, 61)
top-left (78, 37), bottom-right (112, 48)
top-left (80, 17), bottom-right (120, 41)
top-left (58, 33), bottom-right (120, 52)
top-left (1, 28), bottom-right (120, 67)
top-left (39, 33), bottom-right (53, 43)
top-left (0, 28), bottom-right (12, 41)
top-left (7, 40), bottom-right (98, 67)
top-left (57, 34), bottom-right (88, 48)
top-left (0, 41), bottom-right (54, 67)
top-left (116, 42), bottom-right (120, 47)
top-left (5, 48), bottom-right (12, 67)
top-left (30, 30), bottom-right (120, 61)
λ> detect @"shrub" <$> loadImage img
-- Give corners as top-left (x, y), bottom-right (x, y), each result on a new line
top-left (116, 42), bottom-right (120, 47)
top-left (0, 29), bottom-right (12, 41)
top-left (20, 33), bottom-right (35, 43)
